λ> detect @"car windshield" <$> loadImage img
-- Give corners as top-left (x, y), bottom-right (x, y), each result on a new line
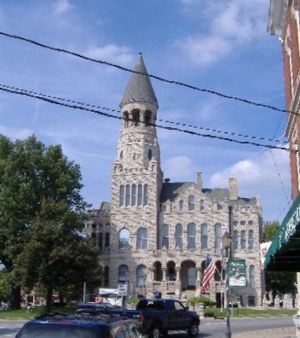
top-left (17, 324), bottom-right (100, 338)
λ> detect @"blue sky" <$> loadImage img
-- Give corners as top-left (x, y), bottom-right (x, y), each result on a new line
top-left (0, 0), bottom-right (291, 222)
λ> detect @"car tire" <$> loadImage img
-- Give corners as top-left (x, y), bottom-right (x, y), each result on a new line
top-left (150, 325), bottom-right (161, 338)
top-left (188, 322), bottom-right (199, 337)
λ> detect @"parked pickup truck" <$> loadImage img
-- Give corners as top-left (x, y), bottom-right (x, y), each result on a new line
top-left (136, 298), bottom-right (200, 338)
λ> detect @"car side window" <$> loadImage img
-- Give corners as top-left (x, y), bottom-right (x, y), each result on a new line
top-left (110, 325), bottom-right (126, 338)
top-left (126, 323), bottom-right (143, 338)
top-left (174, 301), bottom-right (185, 311)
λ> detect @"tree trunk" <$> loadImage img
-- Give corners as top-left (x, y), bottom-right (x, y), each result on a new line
top-left (10, 284), bottom-right (21, 309)
top-left (46, 288), bottom-right (52, 312)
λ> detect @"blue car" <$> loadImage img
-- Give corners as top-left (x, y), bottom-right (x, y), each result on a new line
top-left (16, 313), bottom-right (145, 338)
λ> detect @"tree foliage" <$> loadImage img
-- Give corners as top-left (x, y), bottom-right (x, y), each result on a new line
top-left (0, 134), bottom-right (101, 308)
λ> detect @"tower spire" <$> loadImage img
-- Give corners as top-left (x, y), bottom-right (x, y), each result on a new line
top-left (120, 54), bottom-right (158, 108)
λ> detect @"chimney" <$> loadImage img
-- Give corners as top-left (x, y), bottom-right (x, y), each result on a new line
top-left (229, 177), bottom-right (238, 200)
top-left (196, 172), bottom-right (203, 190)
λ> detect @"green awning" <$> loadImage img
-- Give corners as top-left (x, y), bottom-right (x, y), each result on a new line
top-left (265, 192), bottom-right (300, 271)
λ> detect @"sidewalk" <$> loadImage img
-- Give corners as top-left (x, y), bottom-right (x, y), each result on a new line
top-left (233, 326), bottom-right (296, 338)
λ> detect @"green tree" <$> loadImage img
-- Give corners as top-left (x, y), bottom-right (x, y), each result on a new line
top-left (263, 221), bottom-right (296, 303)
top-left (0, 134), bottom-right (90, 308)
top-left (0, 270), bottom-right (10, 303)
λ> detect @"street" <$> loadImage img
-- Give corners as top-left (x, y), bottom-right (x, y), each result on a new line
top-left (0, 317), bottom-right (295, 338)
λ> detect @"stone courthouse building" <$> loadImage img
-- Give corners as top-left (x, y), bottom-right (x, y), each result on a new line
top-left (86, 55), bottom-right (263, 306)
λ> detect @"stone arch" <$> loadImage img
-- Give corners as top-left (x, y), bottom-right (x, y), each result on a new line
top-left (180, 260), bottom-right (196, 290)
top-left (166, 261), bottom-right (176, 281)
top-left (153, 261), bottom-right (162, 281)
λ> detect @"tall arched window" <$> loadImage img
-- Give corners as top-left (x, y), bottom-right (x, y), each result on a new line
top-left (188, 267), bottom-right (196, 289)
top-left (104, 266), bottom-right (109, 287)
top-left (188, 195), bottom-right (195, 210)
top-left (179, 200), bottom-right (184, 210)
top-left (249, 265), bottom-right (255, 287)
top-left (241, 230), bottom-right (246, 249)
top-left (137, 184), bottom-right (142, 206)
top-left (125, 184), bottom-right (130, 206)
top-left (137, 228), bottom-right (148, 249)
top-left (143, 184), bottom-right (148, 205)
top-left (162, 224), bottom-right (169, 249)
top-left (132, 109), bottom-right (140, 126)
top-left (233, 230), bottom-right (239, 250)
top-left (131, 185), bottom-right (136, 206)
top-left (248, 230), bottom-right (254, 249)
top-left (105, 233), bottom-right (110, 249)
top-left (119, 185), bottom-right (124, 206)
top-left (119, 228), bottom-right (130, 249)
top-left (188, 223), bottom-right (196, 249)
top-left (214, 223), bottom-right (222, 250)
top-left (118, 264), bottom-right (129, 284)
top-left (201, 223), bottom-right (208, 250)
top-left (175, 224), bottom-right (183, 250)
top-left (136, 265), bottom-right (147, 287)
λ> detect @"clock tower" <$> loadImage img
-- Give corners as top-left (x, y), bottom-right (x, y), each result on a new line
top-left (109, 54), bottom-right (163, 285)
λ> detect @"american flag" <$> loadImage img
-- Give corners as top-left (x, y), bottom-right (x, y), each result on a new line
top-left (201, 255), bottom-right (216, 294)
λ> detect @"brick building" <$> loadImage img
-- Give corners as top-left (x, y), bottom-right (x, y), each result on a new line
top-left (86, 54), bottom-right (263, 306)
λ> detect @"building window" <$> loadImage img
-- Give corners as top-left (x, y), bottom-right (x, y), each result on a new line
top-left (241, 230), bottom-right (246, 249)
top-left (125, 184), bottom-right (130, 206)
top-left (201, 223), bottom-right (208, 250)
top-left (104, 266), bottom-right (109, 287)
top-left (249, 265), bottom-right (255, 287)
top-left (137, 228), bottom-right (148, 249)
top-left (179, 200), bottom-right (183, 210)
top-left (188, 267), bottom-right (196, 289)
top-left (123, 111), bottom-right (129, 128)
top-left (217, 204), bottom-right (222, 210)
top-left (143, 184), bottom-right (148, 205)
top-left (248, 229), bottom-right (254, 249)
top-left (131, 185), bottom-right (136, 206)
top-left (98, 232), bottom-right (103, 250)
top-left (132, 109), bottom-right (140, 126)
top-left (148, 149), bottom-right (152, 160)
top-left (175, 224), bottom-right (183, 250)
top-left (162, 224), bottom-right (169, 249)
top-left (137, 184), bottom-right (142, 206)
top-left (136, 265), bottom-right (147, 287)
top-left (188, 195), bottom-right (195, 210)
top-left (118, 264), bottom-right (129, 284)
top-left (200, 199), bottom-right (205, 210)
top-left (91, 232), bottom-right (96, 245)
top-left (119, 185), bottom-right (124, 206)
top-left (215, 223), bottom-right (222, 250)
top-left (248, 295), bottom-right (255, 306)
top-left (105, 233), bottom-right (110, 249)
top-left (188, 223), bottom-right (196, 249)
top-left (145, 110), bottom-right (152, 126)
top-left (233, 230), bottom-right (238, 250)
top-left (119, 228), bottom-right (130, 249)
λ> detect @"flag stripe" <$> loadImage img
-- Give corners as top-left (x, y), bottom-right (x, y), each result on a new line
top-left (201, 256), bottom-right (216, 293)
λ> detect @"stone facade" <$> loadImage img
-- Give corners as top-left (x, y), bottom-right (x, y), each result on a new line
top-left (86, 55), bottom-right (263, 306)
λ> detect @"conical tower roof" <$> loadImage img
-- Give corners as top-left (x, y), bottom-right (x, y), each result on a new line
top-left (120, 53), bottom-right (158, 108)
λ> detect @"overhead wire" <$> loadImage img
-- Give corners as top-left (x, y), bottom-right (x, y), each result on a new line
top-left (0, 83), bottom-right (292, 152)
top-left (0, 83), bottom-right (286, 145)
top-left (0, 31), bottom-right (296, 117)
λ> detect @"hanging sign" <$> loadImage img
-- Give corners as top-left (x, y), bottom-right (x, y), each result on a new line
top-left (228, 259), bottom-right (246, 287)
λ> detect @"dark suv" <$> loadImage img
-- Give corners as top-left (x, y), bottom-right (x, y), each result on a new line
top-left (16, 313), bottom-right (144, 338)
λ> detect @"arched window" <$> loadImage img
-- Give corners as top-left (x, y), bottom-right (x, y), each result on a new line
top-left (241, 230), bottom-right (246, 249)
top-left (143, 184), bottom-right (148, 205)
top-left (201, 223), bottom-right (208, 250)
top-left (118, 264), bottom-right (129, 284)
top-left (188, 223), bottom-right (196, 249)
top-left (125, 184), bottom-right (130, 206)
top-left (188, 195), bottom-right (195, 210)
top-left (131, 185), bottom-right (136, 206)
top-left (136, 265), bottom-right (147, 287)
top-left (98, 233), bottom-right (103, 250)
top-left (119, 228), bottom-right (130, 249)
top-left (148, 149), bottom-right (152, 161)
top-left (132, 109), bottom-right (140, 126)
top-left (123, 111), bottom-right (129, 128)
top-left (249, 265), bottom-right (255, 287)
top-left (137, 184), bottom-right (142, 206)
top-left (214, 223), bottom-right (222, 250)
top-left (137, 228), bottom-right (148, 249)
top-left (104, 266), bottom-right (109, 287)
top-left (105, 233), bottom-right (110, 249)
top-left (179, 200), bottom-right (183, 210)
top-left (119, 185), bottom-right (124, 206)
top-left (248, 230), bottom-right (254, 249)
top-left (145, 110), bottom-right (152, 126)
top-left (188, 267), bottom-right (196, 288)
top-left (175, 224), bottom-right (183, 250)
top-left (200, 199), bottom-right (205, 210)
top-left (162, 224), bottom-right (169, 249)
top-left (233, 230), bottom-right (239, 250)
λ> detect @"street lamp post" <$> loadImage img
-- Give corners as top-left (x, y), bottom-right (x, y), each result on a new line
top-left (223, 231), bottom-right (232, 338)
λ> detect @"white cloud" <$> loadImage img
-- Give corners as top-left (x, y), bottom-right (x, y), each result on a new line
top-left (163, 155), bottom-right (197, 181)
top-left (84, 44), bottom-right (134, 67)
top-left (53, 0), bottom-right (73, 15)
top-left (178, 0), bottom-right (268, 66)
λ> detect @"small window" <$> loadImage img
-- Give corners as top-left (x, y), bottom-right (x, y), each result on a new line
top-left (179, 200), bottom-right (183, 210)
top-left (125, 185), bottom-right (130, 206)
top-left (188, 195), bottom-right (195, 210)
top-left (217, 204), bottom-right (222, 210)
top-left (145, 110), bottom-right (152, 126)
top-left (123, 111), bottom-right (129, 128)
top-left (137, 228), bottom-right (148, 249)
top-left (233, 230), bottom-right (238, 250)
top-left (248, 229), bottom-right (254, 249)
top-left (105, 233), bottom-right (110, 249)
top-left (175, 224), bottom-right (183, 250)
top-left (119, 228), bottom-right (130, 249)
top-left (143, 184), bottom-right (148, 205)
top-left (137, 184), bottom-right (142, 206)
top-left (241, 230), bottom-right (246, 249)
top-left (131, 185), bottom-right (136, 206)
top-left (188, 223), bottom-right (196, 249)
top-left (214, 223), bottom-right (222, 250)
top-left (120, 185), bottom-right (124, 207)
top-left (201, 223), bottom-right (208, 250)
top-left (240, 221), bottom-right (245, 225)
top-left (162, 224), bottom-right (169, 249)
top-left (132, 109), bottom-right (140, 126)
top-left (120, 151), bottom-right (123, 160)
top-left (148, 149), bottom-right (152, 161)
top-left (248, 220), bottom-right (253, 225)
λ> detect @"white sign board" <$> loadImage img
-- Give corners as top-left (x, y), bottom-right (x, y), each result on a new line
top-left (118, 283), bottom-right (128, 296)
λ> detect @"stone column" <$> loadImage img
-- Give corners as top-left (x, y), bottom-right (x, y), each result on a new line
top-left (175, 267), bottom-right (181, 298)
top-left (196, 267), bottom-right (201, 296)
top-left (162, 268), bottom-right (167, 282)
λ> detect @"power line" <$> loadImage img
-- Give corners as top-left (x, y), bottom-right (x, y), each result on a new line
top-left (0, 31), bottom-right (294, 116)
top-left (0, 84), bottom-right (292, 152)
top-left (0, 83), bottom-right (286, 145)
